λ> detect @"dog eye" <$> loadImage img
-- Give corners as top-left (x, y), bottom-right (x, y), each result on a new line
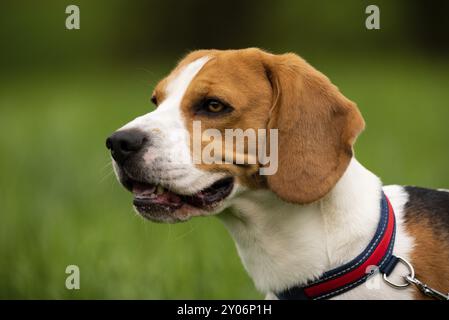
top-left (206, 100), bottom-right (225, 113)
top-left (151, 95), bottom-right (158, 105)
top-left (196, 99), bottom-right (233, 116)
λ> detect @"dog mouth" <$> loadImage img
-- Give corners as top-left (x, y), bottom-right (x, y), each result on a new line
top-left (121, 174), bottom-right (234, 222)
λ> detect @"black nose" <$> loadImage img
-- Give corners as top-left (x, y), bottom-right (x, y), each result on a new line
top-left (106, 130), bottom-right (147, 165)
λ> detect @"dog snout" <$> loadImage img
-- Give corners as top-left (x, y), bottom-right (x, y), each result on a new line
top-left (106, 129), bottom-right (147, 165)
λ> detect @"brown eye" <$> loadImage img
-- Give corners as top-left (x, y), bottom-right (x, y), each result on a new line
top-left (195, 98), bottom-right (233, 116)
top-left (206, 100), bottom-right (224, 113)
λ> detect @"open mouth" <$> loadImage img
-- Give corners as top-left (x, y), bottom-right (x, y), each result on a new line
top-left (122, 175), bottom-right (234, 222)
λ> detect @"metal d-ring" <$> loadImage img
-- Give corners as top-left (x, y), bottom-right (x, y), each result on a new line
top-left (382, 256), bottom-right (415, 288)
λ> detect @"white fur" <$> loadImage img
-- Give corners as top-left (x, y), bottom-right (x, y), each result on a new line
top-left (220, 159), bottom-right (416, 299)
top-left (114, 57), bottom-right (418, 299)
top-left (117, 57), bottom-right (227, 195)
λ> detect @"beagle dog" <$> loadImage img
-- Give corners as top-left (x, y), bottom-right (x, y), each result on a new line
top-left (106, 48), bottom-right (449, 300)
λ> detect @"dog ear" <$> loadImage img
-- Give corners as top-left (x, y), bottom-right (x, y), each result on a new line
top-left (261, 52), bottom-right (365, 204)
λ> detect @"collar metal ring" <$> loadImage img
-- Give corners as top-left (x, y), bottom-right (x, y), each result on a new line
top-left (382, 256), bottom-right (415, 288)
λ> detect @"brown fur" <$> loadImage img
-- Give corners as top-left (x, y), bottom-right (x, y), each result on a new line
top-left (152, 48), bottom-right (365, 203)
top-left (405, 207), bottom-right (449, 299)
top-left (261, 52), bottom-right (365, 203)
top-left (151, 48), bottom-right (449, 298)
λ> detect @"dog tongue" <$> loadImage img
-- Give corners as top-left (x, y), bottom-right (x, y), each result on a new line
top-left (163, 192), bottom-right (183, 204)
top-left (132, 182), bottom-right (156, 197)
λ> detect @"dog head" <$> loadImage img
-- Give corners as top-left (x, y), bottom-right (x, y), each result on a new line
top-left (106, 48), bottom-right (365, 223)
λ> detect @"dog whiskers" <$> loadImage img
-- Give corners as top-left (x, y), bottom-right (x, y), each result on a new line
top-left (172, 222), bottom-right (196, 241)
top-left (99, 169), bottom-right (115, 184)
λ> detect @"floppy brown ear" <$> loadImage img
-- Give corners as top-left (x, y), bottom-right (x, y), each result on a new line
top-left (262, 52), bottom-right (365, 204)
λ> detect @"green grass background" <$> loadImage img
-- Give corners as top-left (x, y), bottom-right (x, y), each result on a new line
top-left (0, 53), bottom-right (448, 299)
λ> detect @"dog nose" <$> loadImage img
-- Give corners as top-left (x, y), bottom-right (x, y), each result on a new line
top-left (106, 130), bottom-right (147, 165)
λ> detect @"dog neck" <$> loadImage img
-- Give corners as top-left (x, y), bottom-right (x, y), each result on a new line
top-left (219, 158), bottom-right (382, 294)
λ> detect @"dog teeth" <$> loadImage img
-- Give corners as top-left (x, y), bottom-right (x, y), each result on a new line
top-left (156, 185), bottom-right (165, 195)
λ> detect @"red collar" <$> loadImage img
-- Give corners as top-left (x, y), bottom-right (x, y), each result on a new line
top-left (277, 192), bottom-right (398, 300)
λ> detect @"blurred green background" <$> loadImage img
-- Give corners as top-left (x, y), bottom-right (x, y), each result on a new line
top-left (0, 0), bottom-right (448, 299)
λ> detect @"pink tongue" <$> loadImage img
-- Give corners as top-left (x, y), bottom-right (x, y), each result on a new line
top-left (166, 192), bottom-right (182, 204)
top-left (132, 182), bottom-right (156, 197)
